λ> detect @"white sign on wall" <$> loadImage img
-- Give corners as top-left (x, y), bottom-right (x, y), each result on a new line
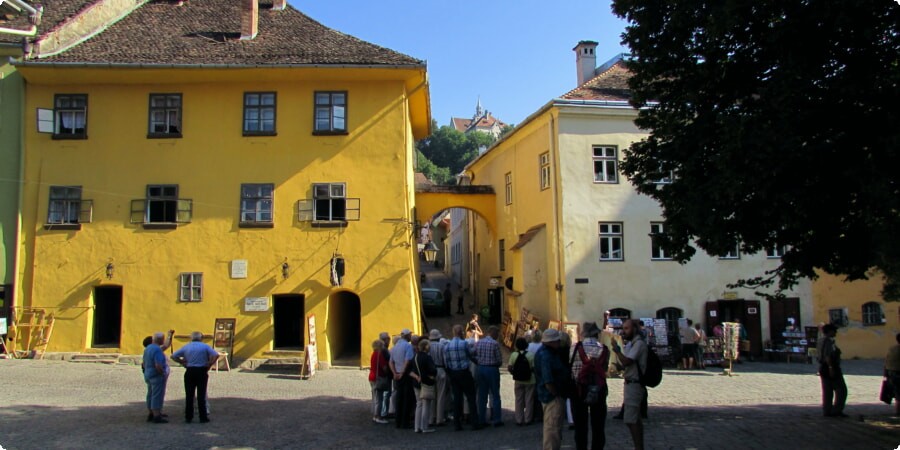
top-left (231, 260), bottom-right (248, 279)
top-left (244, 297), bottom-right (269, 312)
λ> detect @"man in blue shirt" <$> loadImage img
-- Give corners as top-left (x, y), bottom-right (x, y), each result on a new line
top-left (535, 328), bottom-right (566, 450)
top-left (171, 331), bottom-right (219, 423)
top-left (143, 332), bottom-right (170, 423)
top-left (390, 328), bottom-right (415, 429)
top-left (444, 324), bottom-right (482, 431)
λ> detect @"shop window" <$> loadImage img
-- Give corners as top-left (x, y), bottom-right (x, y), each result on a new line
top-left (148, 93), bottom-right (182, 138)
top-left (46, 186), bottom-right (92, 229)
top-left (54, 94), bottom-right (87, 139)
top-left (240, 183), bottom-right (274, 227)
top-left (598, 222), bottom-right (623, 261)
top-left (313, 91), bottom-right (347, 134)
top-left (656, 307), bottom-right (683, 336)
top-left (244, 92), bottom-right (276, 135)
top-left (179, 273), bottom-right (202, 302)
top-left (862, 302), bottom-right (885, 326)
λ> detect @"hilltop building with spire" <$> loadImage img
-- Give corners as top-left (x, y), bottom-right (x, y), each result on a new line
top-left (450, 97), bottom-right (507, 139)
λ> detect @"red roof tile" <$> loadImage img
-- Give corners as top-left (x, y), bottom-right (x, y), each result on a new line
top-left (560, 59), bottom-right (632, 101)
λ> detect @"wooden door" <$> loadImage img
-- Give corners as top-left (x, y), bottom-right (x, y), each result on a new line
top-left (744, 300), bottom-right (763, 356)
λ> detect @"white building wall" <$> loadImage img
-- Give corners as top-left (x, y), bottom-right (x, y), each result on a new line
top-left (448, 207), bottom-right (469, 289)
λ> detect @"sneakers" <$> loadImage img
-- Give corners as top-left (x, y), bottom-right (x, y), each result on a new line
top-left (373, 417), bottom-right (389, 424)
top-left (422, 428), bottom-right (436, 433)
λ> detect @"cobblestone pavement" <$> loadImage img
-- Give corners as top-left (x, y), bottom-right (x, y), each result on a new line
top-left (1, 357), bottom-right (898, 450)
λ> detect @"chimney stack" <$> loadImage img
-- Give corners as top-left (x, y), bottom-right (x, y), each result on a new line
top-left (241, 0), bottom-right (258, 40)
top-left (273, 0), bottom-right (286, 10)
top-left (573, 40), bottom-right (599, 87)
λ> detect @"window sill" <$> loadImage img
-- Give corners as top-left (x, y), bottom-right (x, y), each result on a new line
top-left (592, 180), bottom-right (619, 184)
top-left (243, 131), bottom-right (277, 137)
top-left (147, 133), bottom-right (183, 139)
top-left (650, 258), bottom-right (673, 261)
top-left (239, 222), bottom-right (275, 228)
top-left (598, 259), bottom-right (624, 262)
top-left (43, 223), bottom-right (82, 231)
top-left (52, 134), bottom-right (87, 140)
top-left (312, 130), bottom-right (349, 136)
top-left (142, 223), bottom-right (179, 230)
top-left (311, 221), bottom-right (349, 228)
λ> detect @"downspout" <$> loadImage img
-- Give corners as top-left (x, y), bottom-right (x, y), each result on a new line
top-left (0, 25), bottom-right (37, 37)
top-left (548, 111), bottom-right (564, 321)
top-left (11, 65), bottom-right (26, 325)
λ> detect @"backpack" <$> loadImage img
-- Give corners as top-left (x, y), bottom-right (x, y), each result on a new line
top-left (639, 346), bottom-right (663, 388)
top-left (574, 343), bottom-right (609, 406)
top-left (510, 350), bottom-right (532, 382)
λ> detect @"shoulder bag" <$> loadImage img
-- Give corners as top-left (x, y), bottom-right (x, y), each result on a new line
top-left (416, 356), bottom-right (436, 399)
top-left (374, 353), bottom-right (391, 391)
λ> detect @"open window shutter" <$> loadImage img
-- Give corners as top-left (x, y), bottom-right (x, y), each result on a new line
top-left (345, 198), bottom-right (360, 221)
top-left (176, 199), bottom-right (192, 223)
top-left (79, 199), bottom-right (93, 223)
top-left (130, 199), bottom-right (146, 223)
top-left (297, 199), bottom-right (314, 221)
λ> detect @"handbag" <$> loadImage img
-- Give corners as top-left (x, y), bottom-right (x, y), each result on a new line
top-left (415, 356), bottom-right (436, 400)
top-left (880, 371), bottom-right (894, 405)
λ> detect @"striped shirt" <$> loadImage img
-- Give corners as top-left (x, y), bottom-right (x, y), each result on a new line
top-left (429, 339), bottom-right (447, 367)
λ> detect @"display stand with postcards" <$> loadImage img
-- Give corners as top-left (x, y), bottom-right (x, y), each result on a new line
top-left (721, 322), bottom-right (741, 376)
top-left (703, 337), bottom-right (725, 367)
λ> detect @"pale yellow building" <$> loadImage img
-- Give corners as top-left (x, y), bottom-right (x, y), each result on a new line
top-left (13, 0), bottom-right (430, 367)
top-left (464, 43), bottom-right (812, 357)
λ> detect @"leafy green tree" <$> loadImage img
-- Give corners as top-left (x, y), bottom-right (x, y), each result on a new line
top-left (416, 150), bottom-right (452, 185)
top-left (611, 0), bottom-right (900, 299)
top-left (499, 124), bottom-right (516, 139)
top-left (416, 121), bottom-right (495, 178)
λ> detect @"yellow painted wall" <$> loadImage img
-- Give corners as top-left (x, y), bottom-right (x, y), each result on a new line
top-left (17, 67), bottom-right (427, 366)
top-left (467, 108), bottom-right (559, 322)
top-left (813, 272), bottom-right (898, 359)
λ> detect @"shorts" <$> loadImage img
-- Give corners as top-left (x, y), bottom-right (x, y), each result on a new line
top-left (623, 383), bottom-right (646, 424)
top-left (682, 344), bottom-right (696, 356)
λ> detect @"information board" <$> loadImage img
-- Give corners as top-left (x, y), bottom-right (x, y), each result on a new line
top-left (244, 297), bottom-right (269, 312)
top-left (213, 318), bottom-right (235, 370)
top-left (303, 314), bottom-right (318, 378)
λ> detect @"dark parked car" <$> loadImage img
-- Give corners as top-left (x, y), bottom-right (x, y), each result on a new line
top-left (421, 288), bottom-right (450, 316)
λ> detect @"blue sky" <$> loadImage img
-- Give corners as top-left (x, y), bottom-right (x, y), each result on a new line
top-left (294, 1), bottom-right (629, 127)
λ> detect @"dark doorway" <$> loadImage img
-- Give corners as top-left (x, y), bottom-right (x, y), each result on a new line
top-left (487, 288), bottom-right (503, 325)
top-left (273, 294), bottom-right (304, 349)
top-left (769, 297), bottom-right (801, 346)
top-left (328, 291), bottom-right (360, 365)
top-left (93, 286), bottom-right (122, 348)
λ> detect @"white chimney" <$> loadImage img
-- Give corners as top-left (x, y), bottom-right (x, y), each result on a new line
top-left (573, 40), bottom-right (599, 87)
top-left (241, 0), bottom-right (258, 40)
top-left (273, 0), bottom-right (286, 10)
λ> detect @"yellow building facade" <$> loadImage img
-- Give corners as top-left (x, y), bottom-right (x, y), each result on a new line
top-left (813, 273), bottom-right (899, 359)
top-left (13, 0), bottom-right (430, 367)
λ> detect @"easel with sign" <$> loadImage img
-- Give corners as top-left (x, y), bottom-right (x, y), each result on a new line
top-left (300, 314), bottom-right (318, 379)
top-left (213, 318), bottom-right (235, 371)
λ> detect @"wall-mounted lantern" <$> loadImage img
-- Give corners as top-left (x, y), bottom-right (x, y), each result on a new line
top-left (282, 259), bottom-right (290, 279)
top-left (331, 254), bottom-right (345, 287)
top-left (105, 261), bottom-right (114, 280)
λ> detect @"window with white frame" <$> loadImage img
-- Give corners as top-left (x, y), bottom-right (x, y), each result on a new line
top-left (179, 273), bottom-right (203, 302)
top-left (719, 244), bottom-right (741, 260)
top-left (148, 94), bottom-right (182, 137)
top-left (862, 302), bottom-right (885, 326)
top-left (650, 222), bottom-right (672, 260)
top-left (654, 166), bottom-right (675, 184)
top-left (505, 172), bottom-right (512, 205)
top-left (766, 245), bottom-right (786, 258)
top-left (54, 94), bottom-right (87, 138)
top-left (314, 183), bottom-right (347, 222)
top-left (314, 91), bottom-right (347, 133)
top-left (130, 185), bottom-right (192, 227)
top-left (240, 183), bottom-right (274, 225)
top-left (592, 146), bottom-right (618, 183)
top-left (539, 152), bottom-right (551, 190)
top-left (47, 186), bottom-right (92, 226)
top-left (598, 222), bottom-right (624, 261)
top-left (244, 92), bottom-right (276, 135)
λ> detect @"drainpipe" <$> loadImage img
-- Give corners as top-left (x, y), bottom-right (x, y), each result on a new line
top-left (11, 66), bottom-right (26, 325)
top-left (0, 25), bottom-right (37, 37)
top-left (0, 1), bottom-right (42, 37)
top-left (548, 112), bottom-right (564, 321)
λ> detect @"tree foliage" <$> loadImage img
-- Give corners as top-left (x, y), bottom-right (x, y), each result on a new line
top-left (416, 150), bottom-right (453, 185)
top-left (417, 120), bottom-right (496, 179)
top-left (611, 0), bottom-right (900, 300)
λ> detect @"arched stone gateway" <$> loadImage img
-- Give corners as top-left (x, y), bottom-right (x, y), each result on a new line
top-left (414, 185), bottom-right (496, 235)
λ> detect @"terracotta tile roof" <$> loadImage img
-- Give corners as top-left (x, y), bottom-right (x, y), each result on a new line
top-left (560, 59), bottom-right (632, 101)
top-left (414, 172), bottom-right (434, 188)
top-left (30, 0), bottom-right (423, 66)
top-left (471, 113), bottom-right (505, 129)
top-left (451, 117), bottom-right (471, 132)
top-left (0, 0), bottom-right (96, 44)
top-left (510, 223), bottom-right (546, 251)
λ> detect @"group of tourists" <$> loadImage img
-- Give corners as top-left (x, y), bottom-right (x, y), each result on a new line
top-left (369, 317), bottom-right (653, 450)
top-left (678, 319), bottom-right (707, 370)
top-left (141, 330), bottom-right (219, 424)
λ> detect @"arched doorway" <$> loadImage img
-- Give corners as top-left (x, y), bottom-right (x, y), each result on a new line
top-left (328, 290), bottom-right (361, 366)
